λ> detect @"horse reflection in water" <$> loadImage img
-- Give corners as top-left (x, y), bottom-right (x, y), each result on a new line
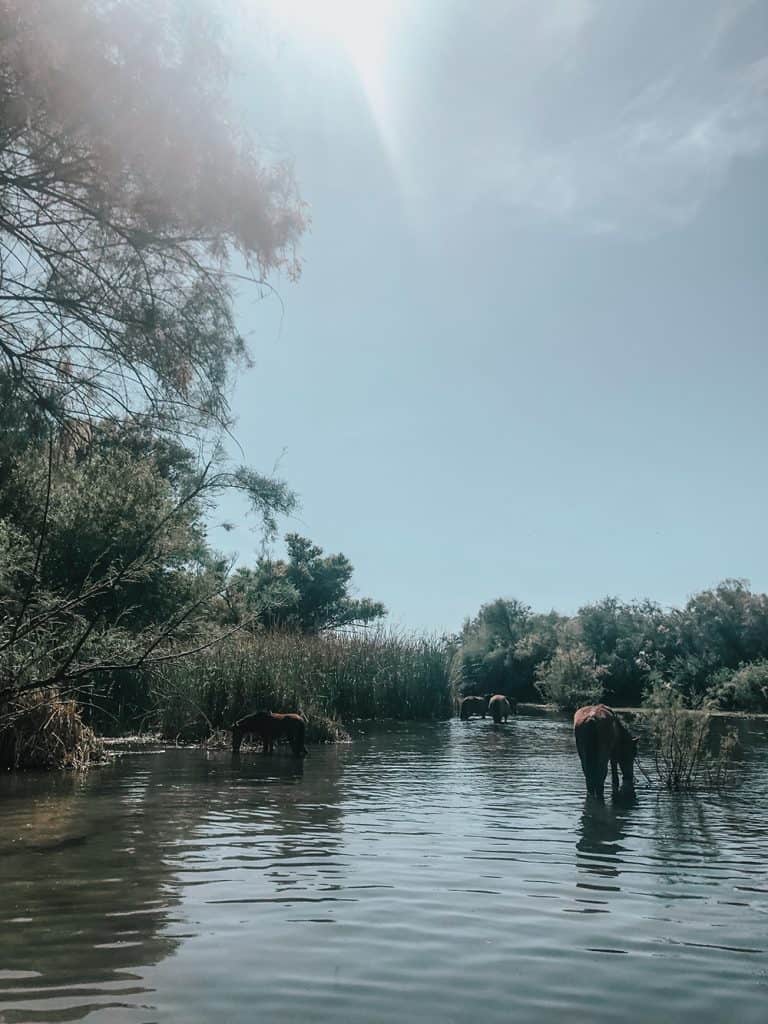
top-left (576, 793), bottom-right (637, 892)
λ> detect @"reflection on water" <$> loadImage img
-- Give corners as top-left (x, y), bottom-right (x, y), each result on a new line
top-left (1, 716), bottom-right (767, 1023)
top-left (577, 797), bottom-right (635, 880)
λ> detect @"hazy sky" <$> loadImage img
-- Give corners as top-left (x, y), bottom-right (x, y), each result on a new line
top-left (212, 0), bottom-right (768, 634)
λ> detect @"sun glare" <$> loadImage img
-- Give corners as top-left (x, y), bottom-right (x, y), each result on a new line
top-left (261, 0), bottom-right (406, 186)
top-left (273, 0), bottom-right (400, 77)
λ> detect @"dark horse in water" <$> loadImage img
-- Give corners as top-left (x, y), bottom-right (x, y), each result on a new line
top-left (573, 704), bottom-right (637, 799)
top-left (459, 695), bottom-right (488, 720)
top-left (232, 711), bottom-right (307, 758)
top-left (487, 694), bottom-right (515, 723)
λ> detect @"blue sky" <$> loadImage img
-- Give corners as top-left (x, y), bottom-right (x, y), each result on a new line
top-left (211, 0), bottom-right (768, 634)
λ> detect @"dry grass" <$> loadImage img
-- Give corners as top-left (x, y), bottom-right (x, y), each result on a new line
top-left (0, 688), bottom-right (102, 771)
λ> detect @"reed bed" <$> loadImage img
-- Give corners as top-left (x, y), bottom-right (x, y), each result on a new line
top-left (146, 629), bottom-right (452, 744)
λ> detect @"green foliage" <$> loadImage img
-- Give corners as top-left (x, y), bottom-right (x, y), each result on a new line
top-left (0, 0), bottom-right (309, 746)
top-left (455, 581), bottom-right (768, 713)
top-left (669, 581), bottom-right (768, 698)
top-left (452, 599), bottom-right (562, 701)
top-left (534, 642), bottom-right (607, 711)
top-left (576, 597), bottom-right (668, 706)
top-left (221, 533), bottom-right (386, 633)
top-left (0, 417), bottom-right (299, 706)
top-left (707, 661), bottom-right (768, 713)
top-left (641, 680), bottom-right (740, 790)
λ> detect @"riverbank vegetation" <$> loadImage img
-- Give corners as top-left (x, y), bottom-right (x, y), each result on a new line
top-left (635, 683), bottom-right (741, 791)
top-left (453, 583), bottom-right (768, 715)
top-left (0, 689), bottom-right (102, 771)
top-left (77, 630), bottom-right (451, 745)
top-left (1, 3), bottom-right (766, 774)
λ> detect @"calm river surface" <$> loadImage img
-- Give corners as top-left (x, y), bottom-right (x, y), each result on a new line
top-left (1, 714), bottom-right (767, 1023)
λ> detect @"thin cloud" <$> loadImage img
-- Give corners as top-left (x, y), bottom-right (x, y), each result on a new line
top-left (398, 0), bottom-right (768, 235)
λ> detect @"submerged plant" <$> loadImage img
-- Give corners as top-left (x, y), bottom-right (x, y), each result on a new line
top-left (641, 680), bottom-right (740, 791)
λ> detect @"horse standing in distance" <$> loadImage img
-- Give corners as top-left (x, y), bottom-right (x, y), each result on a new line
top-left (231, 711), bottom-right (307, 758)
top-left (459, 695), bottom-right (488, 720)
top-left (488, 694), bottom-right (514, 722)
top-left (573, 704), bottom-right (637, 799)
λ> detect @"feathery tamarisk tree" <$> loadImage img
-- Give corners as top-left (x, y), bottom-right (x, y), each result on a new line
top-left (0, 0), bottom-right (305, 432)
top-left (0, 0), bottom-right (306, 735)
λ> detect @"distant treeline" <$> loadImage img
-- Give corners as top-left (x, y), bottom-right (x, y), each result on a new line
top-left (451, 585), bottom-right (768, 713)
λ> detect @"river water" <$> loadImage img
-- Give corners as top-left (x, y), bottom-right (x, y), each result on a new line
top-left (1, 714), bottom-right (767, 1023)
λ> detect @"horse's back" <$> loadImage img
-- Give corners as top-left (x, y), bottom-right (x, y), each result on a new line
top-left (459, 696), bottom-right (487, 719)
top-left (488, 694), bottom-right (511, 722)
top-left (573, 704), bottom-right (615, 729)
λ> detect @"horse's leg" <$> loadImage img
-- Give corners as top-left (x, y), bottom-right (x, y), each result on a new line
top-left (575, 735), bottom-right (590, 795)
top-left (594, 758), bottom-right (609, 800)
top-left (289, 728), bottom-right (300, 756)
top-left (611, 757), bottom-right (620, 792)
top-left (232, 727), bottom-right (242, 754)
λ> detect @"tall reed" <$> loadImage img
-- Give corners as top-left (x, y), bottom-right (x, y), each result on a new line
top-left (146, 629), bottom-right (452, 743)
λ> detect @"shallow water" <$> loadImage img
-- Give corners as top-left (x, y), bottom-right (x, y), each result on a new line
top-left (1, 714), bottom-right (767, 1024)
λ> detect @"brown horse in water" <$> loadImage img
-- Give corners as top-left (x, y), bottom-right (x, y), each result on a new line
top-left (573, 704), bottom-right (636, 799)
top-left (488, 694), bottom-right (514, 722)
top-left (232, 711), bottom-right (307, 758)
top-left (459, 695), bottom-right (488, 720)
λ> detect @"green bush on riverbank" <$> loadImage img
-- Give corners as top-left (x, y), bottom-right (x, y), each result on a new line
top-left (138, 630), bottom-right (451, 744)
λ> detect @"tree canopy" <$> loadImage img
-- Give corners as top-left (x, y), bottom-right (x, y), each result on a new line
top-left (0, 0), bottom-right (305, 434)
top-left (222, 534), bottom-right (387, 634)
top-left (453, 580), bottom-right (768, 712)
top-left (0, 0), bottom-right (311, 705)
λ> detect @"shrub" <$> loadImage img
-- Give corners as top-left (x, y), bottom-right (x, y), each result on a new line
top-left (534, 643), bottom-right (606, 711)
top-left (641, 680), bottom-right (740, 790)
top-left (707, 661), bottom-right (768, 713)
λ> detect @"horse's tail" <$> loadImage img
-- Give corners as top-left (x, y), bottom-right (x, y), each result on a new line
top-left (292, 717), bottom-right (308, 757)
top-left (575, 717), bottom-right (602, 795)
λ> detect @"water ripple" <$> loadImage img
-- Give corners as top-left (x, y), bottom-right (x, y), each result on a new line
top-left (1, 717), bottom-right (767, 1023)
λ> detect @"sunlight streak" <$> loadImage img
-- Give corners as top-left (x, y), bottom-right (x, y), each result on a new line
top-left (258, 0), bottom-right (409, 190)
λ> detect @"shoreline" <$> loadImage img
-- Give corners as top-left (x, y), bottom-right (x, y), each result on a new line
top-left (98, 703), bottom-right (768, 752)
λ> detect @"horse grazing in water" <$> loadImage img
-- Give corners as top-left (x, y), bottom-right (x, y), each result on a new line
top-left (459, 695), bottom-right (488, 720)
top-left (573, 704), bottom-right (637, 799)
top-left (488, 694), bottom-right (514, 723)
top-left (232, 711), bottom-right (307, 758)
